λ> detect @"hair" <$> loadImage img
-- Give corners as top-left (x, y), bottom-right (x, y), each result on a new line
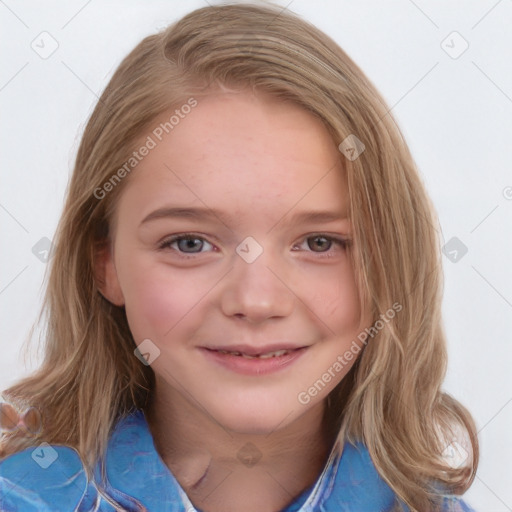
top-left (0, 2), bottom-right (478, 510)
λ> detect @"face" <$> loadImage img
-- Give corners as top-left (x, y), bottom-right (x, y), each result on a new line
top-left (100, 90), bottom-right (370, 434)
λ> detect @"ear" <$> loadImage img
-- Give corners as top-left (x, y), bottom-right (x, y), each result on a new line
top-left (94, 240), bottom-right (125, 306)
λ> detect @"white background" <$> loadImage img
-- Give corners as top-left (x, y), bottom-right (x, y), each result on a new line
top-left (1, 1), bottom-right (511, 509)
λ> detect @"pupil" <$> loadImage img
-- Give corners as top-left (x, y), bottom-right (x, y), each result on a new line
top-left (179, 238), bottom-right (202, 252)
top-left (309, 236), bottom-right (331, 252)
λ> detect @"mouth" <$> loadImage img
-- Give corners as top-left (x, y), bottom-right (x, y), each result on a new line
top-left (210, 348), bottom-right (296, 359)
top-left (200, 344), bottom-right (308, 375)
top-left (203, 343), bottom-right (308, 356)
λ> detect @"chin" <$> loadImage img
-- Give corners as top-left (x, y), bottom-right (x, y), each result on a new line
top-left (213, 402), bottom-right (303, 435)
top-left (224, 417), bottom-right (287, 436)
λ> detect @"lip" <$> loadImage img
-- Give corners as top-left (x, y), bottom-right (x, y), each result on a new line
top-left (203, 343), bottom-right (307, 356)
top-left (199, 345), bottom-right (308, 376)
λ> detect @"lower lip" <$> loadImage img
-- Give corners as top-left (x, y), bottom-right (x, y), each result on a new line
top-left (200, 347), bottom-right (308, 376)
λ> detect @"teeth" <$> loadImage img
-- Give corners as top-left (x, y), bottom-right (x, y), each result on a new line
top-left (219, 349), bottom-right (290, 358)
top-left (259, 350), bottom-right (289, 359)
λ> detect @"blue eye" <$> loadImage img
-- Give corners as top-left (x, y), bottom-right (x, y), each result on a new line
top-left (157, 233), bottom-right (351, 260)
top-left (159, 235), bottom-right (214, 254)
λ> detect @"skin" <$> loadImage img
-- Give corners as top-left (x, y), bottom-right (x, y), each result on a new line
top-left (96, 89), bottom-right (371, 512)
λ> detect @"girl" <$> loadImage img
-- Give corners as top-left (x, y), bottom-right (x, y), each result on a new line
top-left (0, 3), bottom-right (478, 511)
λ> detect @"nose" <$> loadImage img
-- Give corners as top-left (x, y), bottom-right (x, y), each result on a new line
top-left (220, 246), bottom-right (294, 323)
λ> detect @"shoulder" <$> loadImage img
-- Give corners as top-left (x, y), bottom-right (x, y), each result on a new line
top-left (323, 441), bottom-right (477, 512)
top-left (0, 443), bottom-right (115, 511)
top-left (0, 410), bottom-right (185, 512)
top-left (438, 496), bottom-right (478, 511)
top-left (322, 440), bottom-right (399, 510)
top-left (0, 425), bottom-right (477, 512)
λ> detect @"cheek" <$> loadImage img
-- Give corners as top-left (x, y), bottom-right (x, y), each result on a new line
top-left (307, 264), bottom-right (361, 330)
top-left (119, 259), bottom-right (207, 341)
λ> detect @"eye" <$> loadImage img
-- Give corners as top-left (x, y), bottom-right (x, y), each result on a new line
top-left (293, 234), bottom-right (350, 257)
top-left (157, 233), bottom-right (350, 260)
top-left (158, 234), bottom-right (215, 255)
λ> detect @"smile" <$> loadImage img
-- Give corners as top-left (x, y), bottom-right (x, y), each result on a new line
top-left (215, 349), bottom-right (292, 359)
top-left (200, 346), bottom-right (308, 376)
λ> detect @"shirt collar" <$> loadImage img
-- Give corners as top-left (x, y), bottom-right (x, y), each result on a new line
top-left (97, 409), bottom-right (398, 511)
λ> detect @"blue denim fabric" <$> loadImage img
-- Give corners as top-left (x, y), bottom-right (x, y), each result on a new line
top-left (0, 409), bottom-right (476, 511)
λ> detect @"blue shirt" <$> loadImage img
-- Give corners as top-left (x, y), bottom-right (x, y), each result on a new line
top-left (0, 409), bottom-right (476, 511)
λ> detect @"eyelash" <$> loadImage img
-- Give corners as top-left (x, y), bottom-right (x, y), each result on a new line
top-left (157, 233), bottom-right (351, 260)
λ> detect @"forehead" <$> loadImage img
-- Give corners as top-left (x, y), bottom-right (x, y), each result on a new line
top-left (117, 91), bottom-right (349, 225)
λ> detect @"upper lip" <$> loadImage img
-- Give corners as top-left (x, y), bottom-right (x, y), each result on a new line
top-left (202, 343), bottom-right (308, 356)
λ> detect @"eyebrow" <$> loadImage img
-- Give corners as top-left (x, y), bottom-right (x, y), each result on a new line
top-left (140, 206), bottom-right (350, 227)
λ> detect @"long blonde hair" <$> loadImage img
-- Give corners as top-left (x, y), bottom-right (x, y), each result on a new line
top-left (1, 3), bottom-right (478, 510)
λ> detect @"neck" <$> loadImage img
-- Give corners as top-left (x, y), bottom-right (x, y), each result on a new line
top-left (146, 380), bottom-right (335, 512)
